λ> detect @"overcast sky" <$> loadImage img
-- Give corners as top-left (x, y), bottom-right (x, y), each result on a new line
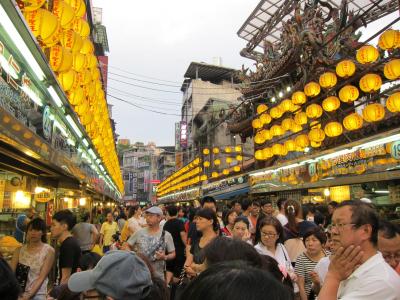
top-left (92, 0), bottom-right (259, 146)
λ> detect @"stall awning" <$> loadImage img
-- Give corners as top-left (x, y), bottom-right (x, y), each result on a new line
top-left (213, 186), bottom-right (250, 200)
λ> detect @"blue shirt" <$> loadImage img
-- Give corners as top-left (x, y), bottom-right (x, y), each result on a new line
top-left (14, 214), bottom-right (27, 243)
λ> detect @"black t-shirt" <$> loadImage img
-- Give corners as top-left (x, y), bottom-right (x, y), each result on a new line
top-left (284, 220), bottom-right (317, 240)
top-left (58, 236), bottom-right (81, 283)
top-left (164, 218), bottom-right (185, 257)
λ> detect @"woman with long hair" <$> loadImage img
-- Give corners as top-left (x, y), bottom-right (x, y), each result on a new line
top-left (283, 200), bottom-right (317, 263)
top-left (184, 208), bottom-right (219, 277)
top-left (10, 218), bottom-right (55, 300)
top-left (221, 209), bottom-right (237, 237)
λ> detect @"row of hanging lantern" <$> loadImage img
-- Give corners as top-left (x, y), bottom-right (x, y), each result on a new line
top-left (20, 0), bottom-right (123, 192)
top-left (253, 29), bottom-right (400, 161)
top-left (202, 146), bottom-right (243, 179)
top-left (157, 158), bottom-right (202, 196)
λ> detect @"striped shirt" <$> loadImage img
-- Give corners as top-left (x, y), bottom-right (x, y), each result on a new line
top-left (295, 252), bottom-right (326, 298)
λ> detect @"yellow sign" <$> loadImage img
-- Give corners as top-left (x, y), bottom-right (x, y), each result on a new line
top-left (35, 192), bottom-right (52, 203)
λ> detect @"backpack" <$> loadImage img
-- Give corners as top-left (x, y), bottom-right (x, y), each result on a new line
top-left (284, 238), bottom-right (306, 262)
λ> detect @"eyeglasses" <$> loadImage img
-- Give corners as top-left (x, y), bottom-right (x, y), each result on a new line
top-left (382, 252), bottom-right (400, 262)
top-left (331, 223), bottom-right (356, 231)
top-left (261, 231), bottom-right (277, 238)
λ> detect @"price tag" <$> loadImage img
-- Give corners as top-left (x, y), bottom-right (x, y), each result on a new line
top-left (390, 141), bottom-right (400, 160)
top-left (308, 163), bottom-right (317, 177)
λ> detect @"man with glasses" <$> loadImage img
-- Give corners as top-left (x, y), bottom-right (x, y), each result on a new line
top-left (319, 200), bottom-right (400, 300)
top-left (378, 220), bottom-right (400, 274)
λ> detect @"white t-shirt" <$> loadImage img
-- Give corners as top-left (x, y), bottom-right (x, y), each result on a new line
top-left (254, 242), bottom-right (292, 270)
top-left (127, 216), bottom-right (141, 234)
top-left (314, 256), bottom-right (331, 284)
top-left (276, 213), bottom-right (288, 226)
top-left (338, 252), bottom-right (400, 300)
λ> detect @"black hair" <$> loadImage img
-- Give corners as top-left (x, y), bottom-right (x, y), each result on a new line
top-left (53, 209), bottom-right (77, 231)
top-left (233, 216), bottom-right (250, 229)
top-left (82, 212), bottom-right (90, 222)
top-left (328, 201), bottom-right (339, 208)
top-left (112, 233), bottom-right (120, 242)
top-left (128, 205), bottom-right (140, 218)
top-left (166, 205), bottom-right (178, 217)
top-left (26, 217), bottom-right (47, 243)
top-left (338, 200), bottom-right (379, 246)
top-left (180, 261), bottom-right (294, 300)
top-left (255, 216), bottom-right (284, 245)
top-left (195, 208), bottom-right (219, 232)
top-left (260, 255), bottom-right (294, 291)
top-left (200, 196), bottom-right (216, 207)
top-left (303, 227), bottom-right (327, 246)
top-left (284, 200), bottom-right (302, 235)
top-left (378, 220), bottom-right (399, 239)
top-left (277, 198), bottom-right (286, 210)
top-left (79, 252), bottom-right (102, 271)
top-left (0, 257), bottom-right (20, 300)
top-left (188, 207), bottom-right (198, 222)
top-left (203, 237), bottom-right (263, 268)
top-left (252, 201), bottom-right (260, 207)
top-left (241, 199), bottom-right (251, 211)
top-left (261, 199), bottom-right (273, 207)
top-left (222, 209), bottom-right (237, 226)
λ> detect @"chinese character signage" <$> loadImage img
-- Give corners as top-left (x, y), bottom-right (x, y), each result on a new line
top-left (180, 121), bottom-right (187, 148)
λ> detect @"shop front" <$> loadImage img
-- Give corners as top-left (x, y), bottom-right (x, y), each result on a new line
top-left (202, 174), bottom-right (249, 203)
top-left (157, 187), bottom-right (201, 205)
top-left (250, 130), bottom-right (400, 222)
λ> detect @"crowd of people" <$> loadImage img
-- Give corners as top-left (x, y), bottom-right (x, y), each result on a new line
top-left (0, 197), bottom-right (399, 300)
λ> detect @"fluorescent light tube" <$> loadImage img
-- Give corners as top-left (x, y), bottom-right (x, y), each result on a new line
top-left (66, 115), bottom-right (83, 138)
top-left (21, 85), bottom-right (42, 106)
top-left (0, 5), bottom-right (45, 80)
top-left (358, 134), bottom-right (400, 150)
top-left (53, 119), bottom-right (68, 137)
top-left (47, 86), bottom-right (63, 107)
top-left (88, 149), bottom-right (97, 159)
top-left (82, 139), bottom-right (89, 147)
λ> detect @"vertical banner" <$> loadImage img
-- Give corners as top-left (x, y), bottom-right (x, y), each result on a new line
top-left (0, 179), bottom-right (4, 208)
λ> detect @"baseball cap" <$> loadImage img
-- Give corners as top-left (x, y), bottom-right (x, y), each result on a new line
top-left (68, 251), bottom-right (152, 300)
top-left (145, 206), bottom-right (163, 215)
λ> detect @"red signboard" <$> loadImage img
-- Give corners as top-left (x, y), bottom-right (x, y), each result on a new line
top-left (98, 55), bottom-right (108, 93)
top-left (150, 180), bottom-right (161, 184)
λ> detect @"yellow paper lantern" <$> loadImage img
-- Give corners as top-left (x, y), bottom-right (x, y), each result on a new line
top-left (339, 85), bottom-right (359, 103)
top-left (292, 91), bottom-right (307, 105)
top-left (236, 155), bottom-right (242, 161)
top-left (378, 29), bottom-right (400, 50)
top-left (284, 139), bottom-right (296, 152)
top-left (309, 121), bottom-right (321, 129)
top-left (67, 86), bottom-right (84, 105)
top-left (72, 52), bottom-right (86, 72)
top-left (24, 9), bottom-right (59, 40)
top-left (290, 104), bottom-right (301, 112)
top-left (269, 107), bottom-right (284, 119)
top-left (226, 157), bottom-right (233, 164)
top-left (203, 148), bottom-right (210, 155)
top-left (308, 128), bottom-right (325, 142)
top-left (75, 101), bottom-right (88, 115)
top-left (75, 0), bottom-right (86, 18)
top-left (80, 39), bottom-right (95, 55)
top-left (336, 60), bottom-right (356, 78)
top-left (261, 129), bottom-right (272, 141)
top-left (280, 99), bottom-right (294, 112)
top-left (214, 159), bottom-right (221, 166)
top-left (203, 161), bottom-right (210, 167)
top-left (233, 166), bottom-right (241, 172)
top-left (58, 69), bottom-right (77, 91)
top-left (254, 132), bottom-right (265, 145)
top-left (319, 72), bottom-right (337, 89)
top-left (225, 147), bottom-right (232, 153)
top-left (311, 141), bottom-right (322, 148)
top-left (235, 145), bottom-right (242, 152)
top-left (386, 92), bottom-right (400, 113)
top-left (49, 45), bottom-right (73, 72)
top-left (52, 0), bottom-right (75, 29)
top-left (263, 147), bottom-right (273, 158)
top-left (255, 150), bottom-right (263, 160)
top-left (324, 122), bottom-right (343, 137)
top-left (201, 175), bottom-right (207, 181)
top-left (294, 111), bottom-right (308, 125)
top-left (306, 104), bottom-right (323, 119)
top-left (343, 113), bottom-right (363, 131)
top-left (272, 144), bottom-right (284, 156)
top-left (211, 172), bottom-right (219, 178)
top-left (61, 29), bottom-right (83, 53)
top-left (252, 118), bottom-right (263, 129)
top-left (383, 59), bottom-right (400, 80)
top-left (23, 0), bottom-right (46, 11)
top-left (291, 123), bottom-right (303, 133)
top-left (359, 73), bottom-right (382, 93)
top-left (295, 134), bottom-right (309, 148)
top-left (72, 18), bottom-right (90, 38)
top-left (304, 81), bottom-right (321, 97)
top-left (64, 0), bottom-right (85, 16)
top-left (222, 169), bottom-right (230, 175)
top-left (281, 118), bottom-right (295, 130)
top-left (322, 96), bottom-right (340, 112)
top-left (260, 113), bottom-right (272, 125)
top-left (270, 125), bottom-right (285, 137)
top-left (257, 104), bottom-right (268, 114)
top-left (356, 45), bottom-right (379, 64)
top-left (212, 147), bottom-right (220, 154)
top-left (362, 103), bottom-right (385, 122)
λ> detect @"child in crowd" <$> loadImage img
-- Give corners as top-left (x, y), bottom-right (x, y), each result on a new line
top-left (110, 233), bottom-right (121, 250)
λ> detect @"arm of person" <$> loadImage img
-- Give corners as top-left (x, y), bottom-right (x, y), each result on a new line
top-left (60, 268), bottom-right (72, 285)
top-left (99, 223), bottom-right (105, 246)
top-left (318, 246), bottom-right (363, 300)
top-left (22, 247), bottom-right (55, 299)
top-left (10, 247), bottom-right (20, 272)
top-left (297, 275), bottom-right (308, 300)
top-left (295, 255), bottom-right (307, 300)
top-left (180, 231), bottom-right (188, 247)
top-left (184, 245), bottom-right (196, 277)
top-left (126, 230), bottom-right (139, 250)
top-left (310, 271), bottom-right (321, 295)
top-left (91, 224), bottom-right (99, 246)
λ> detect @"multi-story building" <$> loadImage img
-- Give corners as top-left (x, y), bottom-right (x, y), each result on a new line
top-left (178, 61), bottom-right (244, 165)
top-left (157, 146), bottom-right (176, 181)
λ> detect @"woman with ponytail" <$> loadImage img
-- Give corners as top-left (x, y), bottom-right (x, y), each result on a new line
top-left (283, 200), bottom-right (317, 264)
